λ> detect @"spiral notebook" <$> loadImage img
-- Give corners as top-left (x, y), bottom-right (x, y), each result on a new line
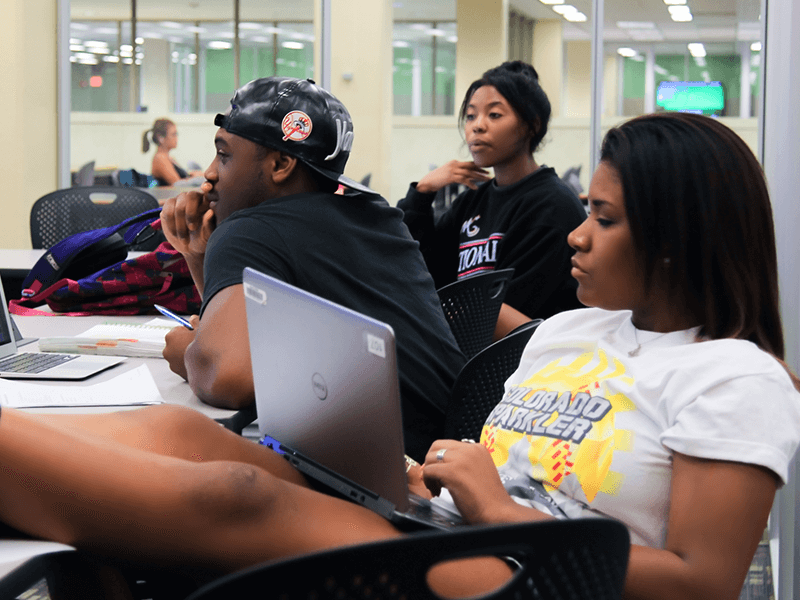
top-left (37, 319), bottom-right (175, 358)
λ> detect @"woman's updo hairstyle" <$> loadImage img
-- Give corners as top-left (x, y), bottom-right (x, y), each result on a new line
top-left (458, 60), bottom-right (551, 154)
top-left (142, 118), bottom-right (175, 153)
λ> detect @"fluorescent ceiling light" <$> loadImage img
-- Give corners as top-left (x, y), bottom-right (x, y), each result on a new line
top-left (687, 42), bottom-right (706, 57)
top-left (70, 23), bottom-right (89, 30)
top-left (552, 4), bottom-right (578, 15)
top-left (69, 44), bottom-right (85, 52)
top-left (83, 40), bottom-right (108, 48)
top-left (282, 41), bottom-right (304, 50)
top-left (663, 0), bottom-right (686, 4)
top-left (629, 29), bottom-right (664, 41)
top-left (617, 21), bottom-right (655, 29)
top-left (751, 41), bottom-right (762, 51)
top-left (539, 0), bottom-right (564, 4)
top-left (160, 21), bottom-right (183, 29)
top-left (564, 11), bottom-right (587, 22)
top-left (69, 38), bottom-right (82, 44)
top-left (264, 26), bottom-right (283, 34)
top-left (250, 36), bottom-right (270, 43)
top-left (410, 23), bottom-right (427, 30)
top-left (668, 5), bottom-right (692, 16)
top-left (123, 58), bottom-right (133, 64)
top-left (239, 22), bottom-right (262, 30)
top-left (428, 28), bottom-right (446, 36)
top-left (187, 26), bottom-right (207, 33)
top-left (446, 35), bottom-right (458, 43)
top-left (617, 47), bottom-right (637, 57)
top-left (392, 40), bottom-right (410, 47)
top-left (207, 41), bottom-right (232, 49)
top-left (91, 47), bottom-right (110, 55)
top-left (669, 7), bottom-right (693, 21)
top-left (103, 55), bottom-right (120, 63)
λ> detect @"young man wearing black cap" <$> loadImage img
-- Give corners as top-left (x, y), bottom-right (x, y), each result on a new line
top-left (161, 77), bottom-right (465, 460)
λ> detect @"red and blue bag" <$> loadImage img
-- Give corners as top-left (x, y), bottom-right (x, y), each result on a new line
top-left (10, 208), bottom-right (202, 316)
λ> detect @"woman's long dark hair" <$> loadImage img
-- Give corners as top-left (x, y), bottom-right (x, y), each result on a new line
top-left (142, 118), bottom-right (174, 153)
top-left (601, 112), bottom-right (784, 358)
top-left (458, 60), bottom-right (551, 154)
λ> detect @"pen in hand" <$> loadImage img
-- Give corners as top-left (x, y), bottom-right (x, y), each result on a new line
top-left (153, 304), bottom-right (195, 330)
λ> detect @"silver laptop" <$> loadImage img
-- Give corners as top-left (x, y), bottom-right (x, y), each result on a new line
top-left (243, 267), bottom-right (462, 530)
top-left (0, 277), bottom-right (125, 380)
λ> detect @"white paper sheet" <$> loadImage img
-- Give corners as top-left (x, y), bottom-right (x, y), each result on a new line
top-left (0, 364), bottom-right (165, 408)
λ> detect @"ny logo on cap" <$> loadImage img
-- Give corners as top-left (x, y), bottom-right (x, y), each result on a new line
top-left (325, 118), bottom-right (354, 161)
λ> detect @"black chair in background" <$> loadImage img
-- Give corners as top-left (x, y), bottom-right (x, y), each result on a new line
top-left (30, 186), bottom-right (160, 251)
top-left (70, 160), bottom-right (96, 187)
top-left (445, 319), bottom-right (542, 442)
top-left (437, 268), bottom-right (515, 360)
top-left (185, 518), bottom-right (630, 600)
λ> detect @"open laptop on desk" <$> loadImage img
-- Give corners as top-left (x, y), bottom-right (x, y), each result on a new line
top-left (243, 267), bottom-right (462, 531)
top-left (0, 276), bottom-right (125, 380)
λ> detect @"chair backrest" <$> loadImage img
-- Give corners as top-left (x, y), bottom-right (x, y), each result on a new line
top-left (437, 268), bottom-right (515, 360)
top-left (71, 161), bottom-right (96, 187)
top-left (184, 518), bottom-right (630, 600)
top-left (30, 186), bottom-right (160, 250)
top-left (445, 319), bottom-right (542, 441)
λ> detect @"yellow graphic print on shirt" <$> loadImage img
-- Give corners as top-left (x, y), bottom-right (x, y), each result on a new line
top-left (481, 348), bottom-right (635, 503)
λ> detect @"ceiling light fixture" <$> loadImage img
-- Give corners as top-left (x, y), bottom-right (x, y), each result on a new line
top-left (751, 41), bottom-right (762, 51)
top-left (687, 42), bottom-right (706, 57)
top-left (564, 11), bottom-right (587, 22)
top-left (552, 4), bottom-right (578, 15)
top-left (617, 21), bottom-right (656, 29)
top-left (617, 47), bottom-right (637, 57)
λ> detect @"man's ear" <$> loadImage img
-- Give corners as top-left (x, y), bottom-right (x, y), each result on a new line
top-left (271, 152), bottom-right (299, 185)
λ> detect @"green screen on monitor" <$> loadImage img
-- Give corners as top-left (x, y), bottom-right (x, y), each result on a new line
top-left (656, 81), bottom-right (724, 114)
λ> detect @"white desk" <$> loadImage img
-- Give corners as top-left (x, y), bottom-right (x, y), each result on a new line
top-left (0, 249), bottom-right (147, 272)
top-left (12, 314), bottom-right (237, 422)
top-left (0, 315), bottom-right (246, 583)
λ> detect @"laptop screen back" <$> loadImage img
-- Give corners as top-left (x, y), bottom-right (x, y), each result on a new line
top-left (242, 267), bottom-right (410, 510)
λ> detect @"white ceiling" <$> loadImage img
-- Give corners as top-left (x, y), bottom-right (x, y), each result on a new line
top-left (70, 0), bottom-right (762, 46)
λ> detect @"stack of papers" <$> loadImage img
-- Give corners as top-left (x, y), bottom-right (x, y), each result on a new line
top-left (37, 318), bottom-right (176, 358)
top-left (0, 364), bottom-right (164, 408)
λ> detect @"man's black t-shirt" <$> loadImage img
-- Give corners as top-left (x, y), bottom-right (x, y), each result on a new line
top-left (202, 191), bottom-right (465, 460)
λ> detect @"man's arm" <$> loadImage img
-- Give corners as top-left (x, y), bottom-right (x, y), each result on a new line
top-left (183, 284), bottom-right (255, 409)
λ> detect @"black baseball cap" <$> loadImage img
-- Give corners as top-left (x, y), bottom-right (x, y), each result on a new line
top-left (214, 77), bottom-right (376, 195)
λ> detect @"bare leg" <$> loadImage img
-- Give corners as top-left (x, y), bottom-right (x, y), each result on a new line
top-left (29, 405), bottom-right (306, 486)
top-left (0, 409), bottom-right (513, 594)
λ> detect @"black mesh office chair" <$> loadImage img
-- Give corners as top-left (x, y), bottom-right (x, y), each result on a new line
top-left (437, 268), bottom-right (515, 360)
top-left (445, 319), bottom-right (542, 442)
top-left (184, 518), bottom-right (630, 600)
top-left (29, 186), bottom-right (160, 250)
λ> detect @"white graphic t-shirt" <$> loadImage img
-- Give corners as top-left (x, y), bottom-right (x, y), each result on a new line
top-left (478, 308), bottom-right (800, 548)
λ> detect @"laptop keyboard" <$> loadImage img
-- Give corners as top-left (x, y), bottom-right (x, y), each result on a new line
top-left (0, 352), bottom-right (78, 374)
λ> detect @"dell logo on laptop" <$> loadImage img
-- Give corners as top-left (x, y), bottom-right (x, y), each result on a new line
top-left (311, 373), bottom-right (328, 400)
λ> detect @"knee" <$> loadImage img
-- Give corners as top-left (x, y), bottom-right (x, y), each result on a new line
top-left (181, 461), bottom-right (275, 526)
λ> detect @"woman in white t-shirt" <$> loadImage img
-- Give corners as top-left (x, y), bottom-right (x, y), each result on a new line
top-left (0, 112), bottom-right (796, 599)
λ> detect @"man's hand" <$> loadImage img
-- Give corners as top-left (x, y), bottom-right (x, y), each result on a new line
top-left (162, 315), bottom-right (200, 380)
top-left (161, 184), bottom-right (216, 260)
top-left (415, 160), bottom-right (491, 194)
top-left (161, 184), bottom-right (216, 295)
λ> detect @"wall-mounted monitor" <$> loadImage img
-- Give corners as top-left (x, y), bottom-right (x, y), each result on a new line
top-left (656, 81), bottom-right (724, 115)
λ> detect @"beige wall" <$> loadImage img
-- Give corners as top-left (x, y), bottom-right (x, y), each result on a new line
top-left (329, 0), bottom-right (393, 196)
top-left (455, 0), bottom-right (508, 101)
top-left (532, 20), bottom-right (563, 118)
top-left (2, 1), bottom-right (58, 248)
top-left (564, 40), bottom-right (591, 118)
